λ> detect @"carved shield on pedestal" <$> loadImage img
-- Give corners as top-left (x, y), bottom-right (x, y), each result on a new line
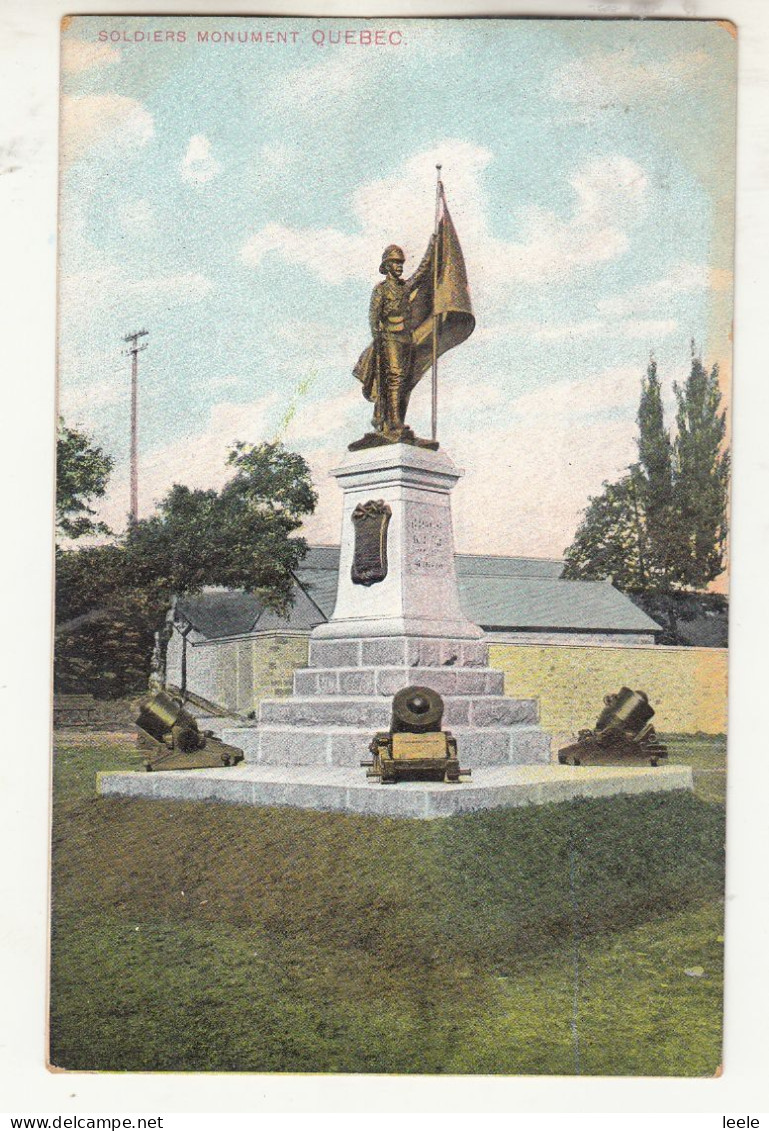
top-left (351, 500), bottom-right (392, 586)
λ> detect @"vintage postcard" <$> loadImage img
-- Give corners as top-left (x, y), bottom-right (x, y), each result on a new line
top-left (52, 15), bottom-right (734, 1076)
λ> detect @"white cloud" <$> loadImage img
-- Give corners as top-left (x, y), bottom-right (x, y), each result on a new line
top-left (60, 94), bottom-right (153, 166)
top-left (61, 38), bottom-right (121, 75)
top-left (450, 415), bottom-right (637, 558)
top-left (439, 380), bottom-right (504, 416)
top-left (60, 265), bottom-right (212, 311)
top-left (443, 359), bottom-right (688, 558)
top-left (241, 142), bottom-right (649, 307)
top-left (551, 49), bottom-right (710, 111)
top-left (280, 387), bottom-right (364, 445)
top-left (597, 262), bottom-right (710, 318)
top-left (512, 366), bottom-right (641, 420)
top-left (96, 393), bottom-right (281, 529)
top-left (447, 367), bottom-right (642, 557)
top-left (181, 135), bottom-right (221, 185)
top-left (209, 374), bottom-right (241, 391)
top-left (475, 317), bottom-right (678, 344)
top-left (258, 142), bottom-right (298, 172)
top-left (243, 222), bottom-right (363, 285)
top-left (58, 375), bottom-right (125, 427)
top-left (271, 53), bottom-right (373, 116)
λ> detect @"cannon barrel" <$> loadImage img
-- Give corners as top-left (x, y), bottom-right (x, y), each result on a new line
top-left (364, 685), bottom-right (470, 783)
top-left (136, 690), bottom-right (205, 752)
top-left (135, 690), bottom-right (245, 771)
top-left (391, 685), bottom-right (444, 733)
top-left (595, 687), bottom-right (655, 741)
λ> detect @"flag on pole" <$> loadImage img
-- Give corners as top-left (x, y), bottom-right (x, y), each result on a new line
top-left (353, 183), bottom-right (475, 417)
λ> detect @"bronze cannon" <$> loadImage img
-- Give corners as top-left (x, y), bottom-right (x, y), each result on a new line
top-left (135, 690), bottom-right (244, 772)
top-left (362, 685), bottom-right (471, 784)
top-left (558, 687), bottom-right (669, 767)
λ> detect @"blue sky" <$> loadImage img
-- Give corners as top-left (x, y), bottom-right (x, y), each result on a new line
top-left (58, 16), bottom-right (735, 558)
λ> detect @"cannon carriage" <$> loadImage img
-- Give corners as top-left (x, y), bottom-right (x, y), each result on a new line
top-left (558, 687), bottom-right (669, 767)
top-left (362, 685), bottom-right (471, 784)
top-left (135, 690), bottom-right (244, 772)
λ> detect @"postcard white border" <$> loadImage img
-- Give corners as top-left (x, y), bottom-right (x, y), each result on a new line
top-left (2, 0), bottom-right (768, 1116)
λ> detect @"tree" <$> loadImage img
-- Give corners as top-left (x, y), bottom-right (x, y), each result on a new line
top-left (563, 348), bottom-right (729, 611)
top-left (56, 419), bottom-right (113, 539)
top-left (54, 440), bottom-right (317, 698)
top-left (671, 348), bottom-right (730, 589)
top-left (562, 476), bottom-right (646, 591)
top-left (636, 357), bottom-right (674, 584)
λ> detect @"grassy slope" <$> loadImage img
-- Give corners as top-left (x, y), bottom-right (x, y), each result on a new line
top-left (49, 733), bottom-right (726, 1075)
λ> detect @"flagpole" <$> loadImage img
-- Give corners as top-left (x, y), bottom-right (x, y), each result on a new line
top-left (431, 165), bottom-right (441, 443)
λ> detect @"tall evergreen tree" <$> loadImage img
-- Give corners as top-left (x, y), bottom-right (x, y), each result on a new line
top-left (564, 346), bottom-right (729, 602)
top-left (636, 356), bottom-right (674, 587)
top-left (672, 346), bottom-right (730, 589)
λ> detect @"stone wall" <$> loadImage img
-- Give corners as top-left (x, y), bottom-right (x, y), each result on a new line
top-left (490, 642), bottom-right (728, 736)
top-left (170, 631), bottom-right (728, 734)
top-left (169, 632), bottom-right (311, 716)
top-left (486, 631), bottom-right (656, 646)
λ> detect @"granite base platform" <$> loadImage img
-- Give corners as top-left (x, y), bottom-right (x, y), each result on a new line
top-left (98, 762), bottom-right (693, 820)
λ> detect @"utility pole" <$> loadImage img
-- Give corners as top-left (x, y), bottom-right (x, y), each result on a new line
top-left (123, 329), bottom-right (148, 524)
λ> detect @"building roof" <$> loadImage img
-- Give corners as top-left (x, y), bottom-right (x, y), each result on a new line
top-left (294, 546), bottom-right (340, 620)
top-left (458, 576), bottom-right (661, 634)
top-left (176, 547), bottom-right (661, 640)
top-left (455, 554), bottom-right (565, 580)
top-left (176, 590), bottom-right (264, 639)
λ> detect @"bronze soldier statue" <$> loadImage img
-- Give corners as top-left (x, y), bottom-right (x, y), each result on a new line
top-left (350, 178), bottom-right (475, 451)
top-left (369, 239), bottom-right (435, 442)
top-left (351, 237), bottom-right (437, 450)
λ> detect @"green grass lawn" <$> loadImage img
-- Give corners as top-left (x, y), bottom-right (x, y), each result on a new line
top-left (49, 731), bottom-right (726, 1076)
top-left (663, 733), bottom-right (727, 805)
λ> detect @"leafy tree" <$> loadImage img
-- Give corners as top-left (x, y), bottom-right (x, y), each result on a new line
top-left (671, 348), bottom-right (730, 589)
top-left (56, 419), bottom-right (113, 539)
top-left (563, 348), bottom-right (730, 623)
top-left (563, 475), bottom-right (646, 591)
top-left (123, 442), bottom-right (316, 611)
top-left (54, 441), bottom-right (317, 698)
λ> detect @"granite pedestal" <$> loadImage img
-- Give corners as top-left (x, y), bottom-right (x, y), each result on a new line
top-left (98, 762), bottom-right (694, 819)
top-left (218, 445), bottom-right (551, 771)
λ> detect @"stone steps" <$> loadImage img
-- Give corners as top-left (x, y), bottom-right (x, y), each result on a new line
top-left (293, 665), bottom-right (506, 698)
top-left (191, 713), bottom-right (244, 734)
top-left (221, 722), bottom-right (551, 768)
top-left (308, 635), bottom-right (489, 671)
top-left (258, 694), bottom-right (537, 729)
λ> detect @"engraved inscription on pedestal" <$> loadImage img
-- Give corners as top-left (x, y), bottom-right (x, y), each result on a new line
top-left (351, 500), bottom-right (392, 586)
top-left (407, 506), bottom-right (451, 576)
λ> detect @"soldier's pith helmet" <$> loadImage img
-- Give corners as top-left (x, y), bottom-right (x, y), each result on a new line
top-left (379, 244), bottom-right (406, 274)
